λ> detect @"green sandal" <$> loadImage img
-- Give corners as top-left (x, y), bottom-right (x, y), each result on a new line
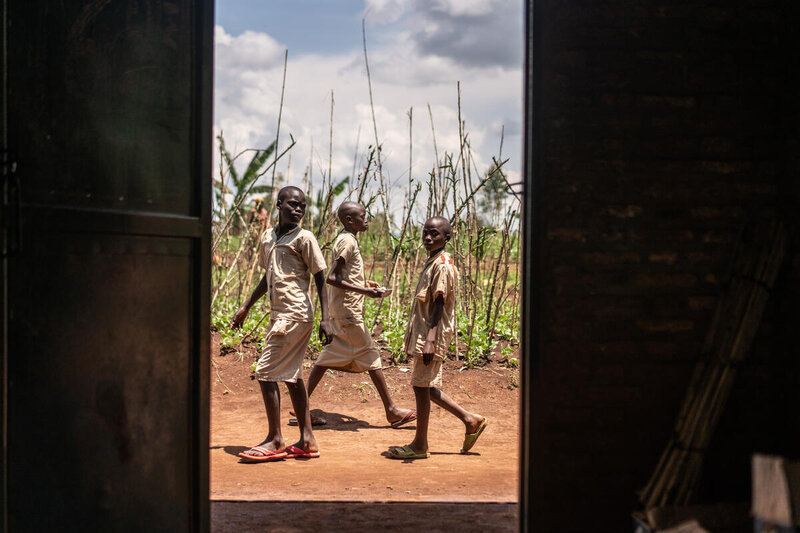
top-left (387, 445), bottom-right (430, 460)
top-left (461, 417), bottom-right (487, 453)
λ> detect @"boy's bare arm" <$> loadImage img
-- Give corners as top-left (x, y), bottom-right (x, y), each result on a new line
top-left (422, 294), bottom-right (446, 365)
top-left (326, 256), bottom-right (383, 297)
top-left (231, 275), bottom-right (268, 329)
top-left (314, 270), bottom-right (334, 345)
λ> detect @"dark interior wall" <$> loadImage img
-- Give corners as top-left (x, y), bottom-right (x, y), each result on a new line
top-left (526, 1), bottom-right (800, 530)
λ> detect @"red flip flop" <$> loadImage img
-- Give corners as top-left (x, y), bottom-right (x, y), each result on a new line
top-left (237, 446), bottom-right (288, 463)
top-left (283, 445), bottom-right (320, 459)
top-left (390, 409), bottom-right (417, 428)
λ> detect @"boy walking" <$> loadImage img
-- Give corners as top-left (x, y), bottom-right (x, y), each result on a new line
top-left (300, 201), bottom-right (416, 427)
top-left (387, 216), bottom-right (486, 460)
top-left (231, 186), bottom-right (332, 462)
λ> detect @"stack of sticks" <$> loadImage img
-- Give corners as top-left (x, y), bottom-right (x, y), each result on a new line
top-left (639, 217), bottom-right (791, 509)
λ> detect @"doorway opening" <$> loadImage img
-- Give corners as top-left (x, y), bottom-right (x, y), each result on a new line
top-left (208, 1), bottom-right (526, 530)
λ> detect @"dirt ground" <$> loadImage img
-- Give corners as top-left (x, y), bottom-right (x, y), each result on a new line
top-left (210, 332), bottom-right (520, 505)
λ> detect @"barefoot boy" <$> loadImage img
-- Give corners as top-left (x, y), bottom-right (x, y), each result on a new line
top-left (299, 201), bottom-right (416, 427)
top-left (387, 216), bottom-right (486, 460)
top-left (231, 186), bottom-right (332, 462)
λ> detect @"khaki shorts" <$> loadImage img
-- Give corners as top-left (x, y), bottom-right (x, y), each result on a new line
top-left (315, 321), bottom-right (381, 373)
top-left (255, 319), bottom-right (314, 382)
top-left (409, 354), bottom-right (444, 388)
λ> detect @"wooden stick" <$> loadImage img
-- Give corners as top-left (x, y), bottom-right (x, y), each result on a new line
top-left (639, 218), bottom-right (790, 509)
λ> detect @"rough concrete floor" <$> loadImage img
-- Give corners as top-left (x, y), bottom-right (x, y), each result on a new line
top-left (211, 501), bottom-right (519, 533)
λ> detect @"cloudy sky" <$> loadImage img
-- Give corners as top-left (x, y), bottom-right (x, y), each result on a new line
top-left (214, 0), bottom-right (523, 218)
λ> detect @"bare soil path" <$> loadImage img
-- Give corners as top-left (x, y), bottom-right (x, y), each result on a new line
top-left (210, 332), bottom-right (520, 503)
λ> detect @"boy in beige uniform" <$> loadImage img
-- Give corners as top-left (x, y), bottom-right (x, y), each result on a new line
top-left (231, 186), bottom-right (332, 462)
top-left (388, 216), bottom-right (487, 460)
top-left (299, 201), bottom-right (416, 427)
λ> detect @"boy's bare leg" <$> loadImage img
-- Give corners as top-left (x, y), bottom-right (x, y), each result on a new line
top-left (294, 364), bottom-right (328, 426)
top-left (285, 378), bottom-right (319, 453)
top-left (246, 381), bottom-right (285, 457)
top-left (430, 386), bottom-right (484, 433)
top-left (306, 364), bottom-right (328, 397)
top-left (368, 369), bottom-right (414, 424)
top-left (406, 386), bottom-right (432, 453)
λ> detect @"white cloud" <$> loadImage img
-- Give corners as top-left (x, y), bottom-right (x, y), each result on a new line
top-left (215, 27), bottom-right (285, 71)
top-left (364, 0), bottom-right (498, 21)
top-left (363, 0), bottom-right (412, 22)
top-left (430, 0), bottom-right (495, 17)
top-left (213, 16), bottom-right (522, 225)
top-left (363, 0), bottom-right (523, 69)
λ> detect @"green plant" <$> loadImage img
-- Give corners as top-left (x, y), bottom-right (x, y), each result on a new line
top-left (499, 345), bottom-right (518, 368)
top-left (508, 372), bottom-right (519, 389)
top-left (308, 325), bottom-right (324, 355)
top-left (214, 133), bottom-right (276, 226)
top-left (212, 300), bottom-right (268, 349)
top-left (379, 312), bottom-right (409, 365)
top-left (493, 311), bottom-right (519, 342)
top-left (456, 306), bottom-right (497, 367)
top-left (355, 381), bottom-right (376, 402)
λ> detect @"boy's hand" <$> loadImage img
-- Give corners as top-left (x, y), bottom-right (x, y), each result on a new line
top-left (422, 340), bottom-right (436, 365)
top-left (231, 306), bottom-right (249, 330)
top-left (366, 280), bottom-right (380, 288)
top-left (364, 286), bottom-right (384, 298)
top-left (319, 318), bottom-right (334, 345)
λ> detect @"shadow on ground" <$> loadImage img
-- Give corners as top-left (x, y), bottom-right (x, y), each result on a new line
top-left (287, 409), bottom-right (418, 431)
top-left (211, 501), bottom-right (518, 533)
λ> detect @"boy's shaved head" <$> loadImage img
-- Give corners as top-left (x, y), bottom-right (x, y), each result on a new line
top-left (337, 201), bottom-right (365, 223)
top-left (425, 216), bottom-right (452, 237)
top-left (277, 185), bottom-right (305, 202)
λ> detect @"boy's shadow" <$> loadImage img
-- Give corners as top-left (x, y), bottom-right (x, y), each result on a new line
top-left (287, 410), bottom-right (418, 431)
top-left (291, 410), bottom-right (377, 432)
top-left (214, 445), bottom-right (249, 457)
top-left (318, 411), bottom-right (418, 432)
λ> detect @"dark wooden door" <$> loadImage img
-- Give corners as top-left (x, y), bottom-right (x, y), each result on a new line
top-left (1, 1), bottom-right (211, 530)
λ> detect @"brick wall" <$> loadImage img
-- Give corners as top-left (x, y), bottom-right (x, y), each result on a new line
top-left (525, 1), bottom-right (800, 530)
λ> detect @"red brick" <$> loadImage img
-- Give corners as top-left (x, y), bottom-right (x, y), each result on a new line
top-left (702, 230), bottom-right (734, 244)
top-left (593, 364), bottom-right (626, 384)
top-left (642, 341), bottom-right (676, 358)
top-left (547, 228), bottom-right (587, 243)
top-left (649, 252), bottom-right (679, 265)
top-left (691, 206), bottom-right (724, 218)
top-left (688, 251), bottom-right (716, 264)
top-left (598, 341), bottom-right (640, 360)
top-left (636, 320), bottom-right (695, 333)
top-left (605, 205), bottom-right (644, 218)
top-left (582, 251), bottom-right (641, 265)
top-left (688, 296), bottom-right (716, 311)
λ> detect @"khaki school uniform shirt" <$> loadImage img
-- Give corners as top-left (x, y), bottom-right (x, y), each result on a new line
top-left (258, 225), bottom-right (327, 322)
top-left (328, 231), bottom-right (366, 325)
top-left (403, 251), bottom-right (458, 360)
